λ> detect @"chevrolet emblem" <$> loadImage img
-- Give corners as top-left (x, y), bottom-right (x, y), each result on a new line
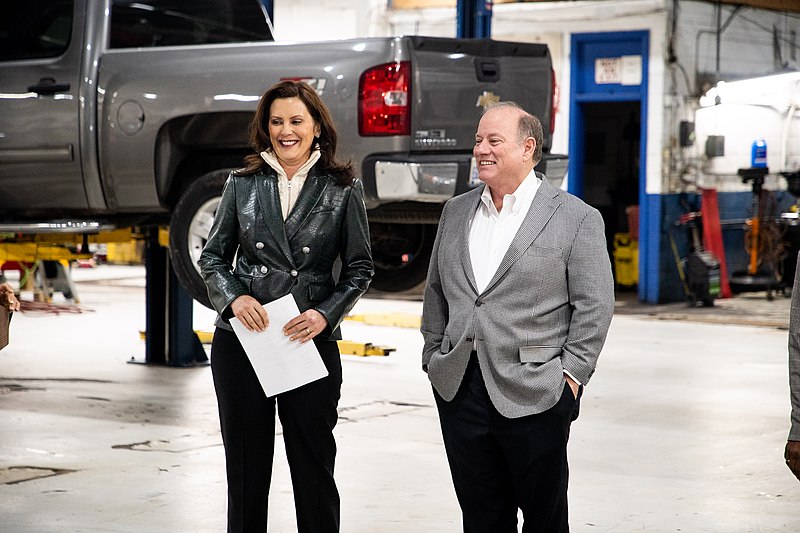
top-left (476, 91), bottom-right (500, 109)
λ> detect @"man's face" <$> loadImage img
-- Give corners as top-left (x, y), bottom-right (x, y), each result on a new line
top-left (473, 107), bottom-right (533, 190)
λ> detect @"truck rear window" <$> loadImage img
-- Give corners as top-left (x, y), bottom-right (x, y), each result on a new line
top-left (110, 0), bottom-right (273, 48)
top-left (0, 1), bottom-right (74, 61)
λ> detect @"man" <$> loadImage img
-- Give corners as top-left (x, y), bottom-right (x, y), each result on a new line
top-left (785, 252), bottom-right (800, 481)
top-left (421, 102), bottom-right (614, 532)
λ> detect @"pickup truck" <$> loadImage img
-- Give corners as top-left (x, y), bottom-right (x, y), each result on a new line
top-left (0, 0), bottom-right (564, 307)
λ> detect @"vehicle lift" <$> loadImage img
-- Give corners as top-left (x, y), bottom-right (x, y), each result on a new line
top-left (135, 227), bottom-right (208, 367)
top-left (0, 225), bottom-right (208, 366)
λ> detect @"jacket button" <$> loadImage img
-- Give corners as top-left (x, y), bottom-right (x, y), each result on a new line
top-left (260, 266), bottom-right (268, 274)
top-left (475, 299), bottom-right (483, 307)
top-left (255, 241), bottom-right (264, 249)
top-left (290, 269), bottom-right (298, 277)
top-left (302, 246), bottom-right (310, 254)
top-left (466, 337), bottom-right (473, 342)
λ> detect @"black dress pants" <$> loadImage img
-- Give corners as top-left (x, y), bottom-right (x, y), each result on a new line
top-left (211, 327), bottom-right (342, 533)
top-left (434, 354), bottom-right (579, 533)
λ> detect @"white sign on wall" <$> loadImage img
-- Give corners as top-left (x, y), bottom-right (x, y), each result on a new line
top-left (594, 55), bottom-right (642, 86)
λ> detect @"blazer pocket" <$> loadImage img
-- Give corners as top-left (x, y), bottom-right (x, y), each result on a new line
top-left (526, 244), bottom-right (563, 257)
top-left (519, 345), bottom-right (562, 363)
top-left (307, 282), bottom-right (333, 303)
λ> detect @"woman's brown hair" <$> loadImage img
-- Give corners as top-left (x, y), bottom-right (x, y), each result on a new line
top-left (240, 81), bottom-right (354, 185)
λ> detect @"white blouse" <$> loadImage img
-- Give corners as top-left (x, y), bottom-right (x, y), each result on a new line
top-left (260, 148), bottom-right (322, 220)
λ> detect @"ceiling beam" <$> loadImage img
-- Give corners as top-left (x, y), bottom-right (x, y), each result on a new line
top-left (698, 0), bottom-right (800, 13)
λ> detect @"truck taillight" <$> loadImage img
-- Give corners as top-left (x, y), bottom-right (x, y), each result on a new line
top-left (550, 68), bottom-right (558, 134)
top-left (359, 61), bottom-right (410, 136)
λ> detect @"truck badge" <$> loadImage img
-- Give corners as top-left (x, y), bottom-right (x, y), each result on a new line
top-left (476, 91), bottom-right (500, 109)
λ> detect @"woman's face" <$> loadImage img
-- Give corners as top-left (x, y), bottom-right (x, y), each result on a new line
top-left (267, 96), bottom-right (320, 171)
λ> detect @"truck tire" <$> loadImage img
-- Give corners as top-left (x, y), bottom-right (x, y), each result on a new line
top-left (369, 223), bottom-right (435, 293)
top-left (169, 169), bottom-right (230, 309)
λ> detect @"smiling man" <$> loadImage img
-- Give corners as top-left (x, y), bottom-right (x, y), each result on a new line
top-left (421, 102), bottom-right (615, 533)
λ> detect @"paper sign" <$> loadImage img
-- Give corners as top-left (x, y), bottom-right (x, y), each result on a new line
top-left (230, 295), bottom-right (328, 397)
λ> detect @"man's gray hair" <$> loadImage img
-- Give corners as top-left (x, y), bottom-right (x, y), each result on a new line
top-left (483, 101), bottom-right (544, 164)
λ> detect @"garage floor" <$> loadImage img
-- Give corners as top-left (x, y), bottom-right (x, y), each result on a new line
top-left (1, 266), bottom-right (799, 532)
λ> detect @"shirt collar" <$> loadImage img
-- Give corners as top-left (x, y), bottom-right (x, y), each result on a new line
top-left (259, 148), bottom-right (321, 179)
top-left (479, 168), bottom-right (541, 216)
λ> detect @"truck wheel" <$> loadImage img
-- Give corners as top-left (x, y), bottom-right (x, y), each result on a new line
top-left (369, 223), bottom-right (434, 293)
top-left (169, 169), bottom-right (230, 308)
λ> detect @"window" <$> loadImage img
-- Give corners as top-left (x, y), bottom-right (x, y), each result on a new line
top-left (110, 0), bottom-right (273, 48)
top-left (0, 1), bottom-right (74, 61)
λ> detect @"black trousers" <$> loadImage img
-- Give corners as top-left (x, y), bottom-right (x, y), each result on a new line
top-left (434, 354), bottom-right (579, 533)
top-left (211, 327), bottom-right (342, 533)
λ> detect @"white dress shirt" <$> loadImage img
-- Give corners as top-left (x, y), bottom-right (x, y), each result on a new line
top-left (469, 168), bottom-right (541, 293)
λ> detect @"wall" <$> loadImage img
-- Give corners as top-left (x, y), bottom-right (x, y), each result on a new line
top-left (668, 1), bottom-right (800, 194)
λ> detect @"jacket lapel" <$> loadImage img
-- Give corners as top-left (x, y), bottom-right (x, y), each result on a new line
top-left (459, 187), bottom-right (483, 295)
top-left (255, 172), bottom-right (294, 264)
top-left (284, 170), bottom-right (327, 241)
top-left (482, 178), bottom-right (560, 294)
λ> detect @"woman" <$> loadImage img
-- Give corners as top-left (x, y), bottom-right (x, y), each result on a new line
top-left (199, 81), bottom-right (373, 533)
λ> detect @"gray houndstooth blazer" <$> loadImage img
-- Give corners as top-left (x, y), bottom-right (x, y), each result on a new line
top-left (421, 176), bottom-right (615, 418)
top-left (788, 251), bottom-right (800, 440)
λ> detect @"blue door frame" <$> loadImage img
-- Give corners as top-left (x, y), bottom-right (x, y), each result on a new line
top-left (569, 31), bottom-right (657, 302)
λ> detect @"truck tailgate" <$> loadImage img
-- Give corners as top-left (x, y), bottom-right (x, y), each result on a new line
top-left (408, 36), bottom-right (553, 153)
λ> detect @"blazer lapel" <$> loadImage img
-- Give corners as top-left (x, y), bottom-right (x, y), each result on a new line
top-left (284, 171), bottom-right (327, 241)
top-left (459, 187), bottom-right (483, 295)
top-left (255, 172), bottom-right (294, 264)
top-left (482, 178), bottom-right (560, 294)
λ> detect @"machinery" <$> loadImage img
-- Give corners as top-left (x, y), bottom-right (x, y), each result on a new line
top-left (728, 166), bottom-right (784, 297)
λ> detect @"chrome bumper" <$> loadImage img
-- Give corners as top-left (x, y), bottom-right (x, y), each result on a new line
top-left (374, 161), bottom-right (458, 202)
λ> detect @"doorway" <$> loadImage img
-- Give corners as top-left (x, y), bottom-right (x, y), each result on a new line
top-left (582, 101), bottom-right (640, 247)
top-left (569, 30), bottom-right (652, 301)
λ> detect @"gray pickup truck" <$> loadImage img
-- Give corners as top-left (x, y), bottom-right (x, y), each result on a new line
top-left (0, 0), bottom-right (564, 306)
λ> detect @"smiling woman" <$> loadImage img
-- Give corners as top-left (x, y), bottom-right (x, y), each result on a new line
top-left (197, 80), bottom-right (373, 533)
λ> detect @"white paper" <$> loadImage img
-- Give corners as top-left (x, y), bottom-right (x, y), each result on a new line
top-left (620, 55), bottom-right (642, 86)
top-left (229, 295), bottom-right (328, 397)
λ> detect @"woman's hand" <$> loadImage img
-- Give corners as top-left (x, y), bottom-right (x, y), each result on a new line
top-left (0, 283), bottom-right (20, 312)
top-left (284, 309), bottom-right (328, 343)
top-left (230, 295), bottom-right (269, 332)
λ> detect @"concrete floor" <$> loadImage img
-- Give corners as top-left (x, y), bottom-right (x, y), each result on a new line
top-left (1, 265), bottom-right (799, 532)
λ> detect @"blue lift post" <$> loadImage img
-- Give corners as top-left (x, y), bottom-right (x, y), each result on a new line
top-left (132, 227), bottom-right (207, 367)
top-left (457, 0), bottom-right (493, 39)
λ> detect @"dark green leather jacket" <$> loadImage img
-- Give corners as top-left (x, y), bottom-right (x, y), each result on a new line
top-left (198, 168), bottom-right (373, 339)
